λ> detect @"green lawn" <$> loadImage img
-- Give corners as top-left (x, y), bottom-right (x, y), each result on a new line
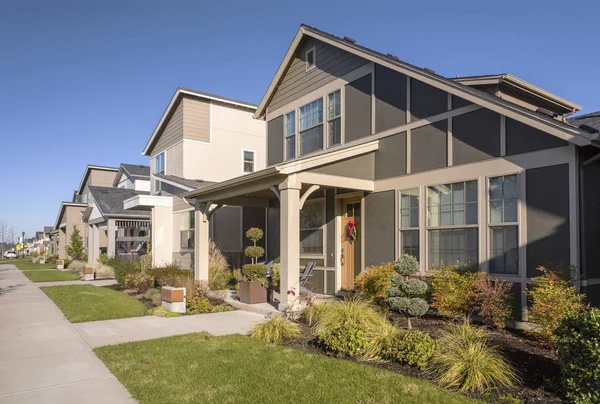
top-left (95, 333), bottom-right (478, 404)
top-left (41, 284), bottom-right (147, 323)
top-left (0, 258), bottom-right (56, 270)
top-left (24, 270), bottom-right (81, 282)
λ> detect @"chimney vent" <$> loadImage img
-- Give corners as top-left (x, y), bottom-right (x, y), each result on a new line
top-left (343, 36), bottom-right (356, 44)
top-left (536, 107), bottom-right (559, 119)
top-left (424, 68), bottom-right (436, 74)
top-left (386, 53), bottom-right (399, 61)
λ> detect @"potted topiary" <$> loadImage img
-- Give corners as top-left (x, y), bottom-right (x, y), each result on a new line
top-left (239, 228), bottom-right (268, 304)
top-left (386, 254), bottom-right (429, 329)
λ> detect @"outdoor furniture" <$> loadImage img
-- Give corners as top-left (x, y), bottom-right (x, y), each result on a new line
top-left (300, 261), bottom-right (316, 288)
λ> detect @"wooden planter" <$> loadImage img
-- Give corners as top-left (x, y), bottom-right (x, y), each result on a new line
top-left (239, 281), bottom-right (267, 304)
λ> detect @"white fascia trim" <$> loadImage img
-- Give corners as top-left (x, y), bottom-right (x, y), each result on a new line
top-left (143, 88), bottom-right (257, 155)
top-left (124, 195), bottom-right (173, 211)
top-left (154, 176), bottom-right (196, 192)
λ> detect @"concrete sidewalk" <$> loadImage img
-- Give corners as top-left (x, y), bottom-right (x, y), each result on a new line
top-left (0, 265), bottom-right (136, 404)
top-left (75, 308), bottom-right (266, 348)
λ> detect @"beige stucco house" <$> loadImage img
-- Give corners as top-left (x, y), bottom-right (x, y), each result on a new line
top-left (182, 24), bottom-right (600, 314)
top-left (125, 87), bottom-right (267, 269)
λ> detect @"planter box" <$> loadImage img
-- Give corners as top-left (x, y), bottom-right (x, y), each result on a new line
top-left (239, 281), bottom-right (267, 304)
top-left (83, 266), bottom-right (94, 281)
top-left (161, 286), bottom-right (186, 313)
top-left (56, 259), bottom-right (64, 270)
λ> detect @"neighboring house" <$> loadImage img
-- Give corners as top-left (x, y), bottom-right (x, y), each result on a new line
top-left (53, 202), bottom-right (87, 259)
top-left (125, 87), bottom-right (267, 269)
top-left (568, 110), bottom-right (600, 132)
top-left (113, 163), bottom-right (152, 192)
top-left (183, 24), bottom-right (600, 313)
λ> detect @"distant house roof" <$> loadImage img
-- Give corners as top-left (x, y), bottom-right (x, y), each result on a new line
top-left (568, 111), bottom-right (600, 132)
top-left (88, 186), bottom-right (150, 219)
top-left (112, 163), bottom-right (150, 187)
top-left (154, 173), bottom-right (215, 192)
top-left (142, 87), bottom-right (258, 156)
top-left (76, 165), bottom-right (119, 196)
top-left (43, 226), bottom-right (53, 234)
top-left (54, 202), bottom-right (87, 229)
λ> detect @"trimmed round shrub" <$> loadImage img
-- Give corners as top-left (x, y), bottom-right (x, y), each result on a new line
top-left (244, 246), bottom-right (265, 261)
top-left (555, 308), bottom-right (600, 403)
top-left (320, 323), bottom-right (369, 357)
top-left (386, 258), bottom-right (429, 328)
top-left (251, 317), bottom-right (300, 344)
top-left (387, 296), bottom-right (429, 318)
top-left (394, 254), bottom-right (419, 276)
top-left (241, 264), bottom-right (267, 284)
top-left (399, 278), bottom-right (429, 296)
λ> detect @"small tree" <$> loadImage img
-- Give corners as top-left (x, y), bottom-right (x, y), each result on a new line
top-left (66, 226), bottom-right (85, 261)
top-left (386, 255), bottom-right (429, 329)
top-left (244, 227), bottom-right (264, 264)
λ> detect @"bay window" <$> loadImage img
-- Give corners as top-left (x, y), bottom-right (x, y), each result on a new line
top-left (427, 180), bottom-right (478, 268)
top-left (327, 90), bottom-right (341, 147)
top-left (489, 175), bottom-right (518, 274)
top-left (299, 98), bottom-right (323, 156)
top-left (399, 188), bottom-right (419, 258)
top-left (180, 211), bottom-right (195, 250)
top-left (300, 200), bottom-right (325, 255)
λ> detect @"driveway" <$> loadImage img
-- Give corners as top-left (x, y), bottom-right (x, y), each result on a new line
top-left (0, 264), bottom-right (136, 403)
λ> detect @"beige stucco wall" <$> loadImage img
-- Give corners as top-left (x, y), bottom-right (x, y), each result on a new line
top-left (61, 206), bottom-right (86, 259)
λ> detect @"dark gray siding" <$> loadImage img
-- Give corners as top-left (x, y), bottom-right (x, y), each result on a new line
top-left (583, 284), bottom-right (600, 307)
top-left (312, 153), bottom-right (374, 180)
top-left (410, 79), bottom-right (447, 120)
top-left (364, 191), bottom-right (395, 267)
top-left (375, 65), bottom-right (407, 133)
top-left (326, 189), bottom-right (335, 267)
top-left (411, 121), bottom-right (448, 173)
top-left (374, 132), bottom-right (407, 179)
top-left (269, 37), bottom-right (368, 112)
top-left (267, 116), bottom-right (284, 166)
top-left (345, 73), bottom-right (372, 142)
top-left (266, 201), bottom-right (280, 263)
top-left (452, 95), bottom-right (472, 109)
top-left (580, 146), bottom-right (600, 280)
top-left (452, 109), bottom-right (501, 165)
top-left (526, 164), bottom-right (570, 277)
top-left (506, 118), bottom-right (568, 155)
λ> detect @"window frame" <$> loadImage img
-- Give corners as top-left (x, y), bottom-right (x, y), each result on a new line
top-left (326, 89), bottom-right (342, 148)
top-left (179, 210), bottom-right (195, 251)
top-left (487, 173), bottom-right (519, 276)
top-left (399, 188), bottom-right (420, 259)
top-left (299, 197), bottom-right (326, 259)
top-left (298, 98), bottom-right (324, 156)
top-left (242, 149), bottom-right (255, 173)
top-left (305, 46), bottom-right (316, 72)
top-left (284, 111), bottom-right (296, 161)
top-left (154, 152), bottom-right (166, 175)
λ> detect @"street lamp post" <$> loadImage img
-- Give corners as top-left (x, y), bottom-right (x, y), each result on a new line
top-left (21, 231), bottom-right (25, 257)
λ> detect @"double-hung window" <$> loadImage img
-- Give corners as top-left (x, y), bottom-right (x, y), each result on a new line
top-left (243, 150), bottom-right (254, 173)
top-left (399, 188), bottom-right (419, 258)
top-left (180, 211), bottom-right (195, 250)
top-left (155, 152), bottom-right (165, 175)
top-left (327, 90), bottom-right (341, 147)
top-left (299, 98), bottom-right (323, 156)
top-left (427, 180), bottom-right (478, 269)
top-left (489, 175), bottom-right (518, 274)
top-left (284, 111), bottom-right (296, 160)
top-left (300, 200), bottom-right (325, 255)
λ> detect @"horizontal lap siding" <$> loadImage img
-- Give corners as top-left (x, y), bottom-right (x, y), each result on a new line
top-left (267, 116), bottom-right (284, 166)
top-left (153, 101), bottom-right (184, 153)
top-left (269, 37), bottom-right (368, 113)
top-left (364, 191), bottom-right (395, 267)
top-left (183, 97), bottom-right (210, 143)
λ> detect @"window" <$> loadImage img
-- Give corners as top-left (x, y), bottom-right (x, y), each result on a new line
top-left (327, 90), bottom-right (341, 147)
top-left (427, 180), bottom-right (478, 268)
top-left (300, 200), bottom-right (325, 255)
top-left (299, 98), bottom-right (323, 156)
top-left (489, 175), bottom-right (518, 274)
top-left (285, 111), bottom-right (296, 160)
top-left (399, 189), bottom-right (419, 258)
top-left (243, 150), bottom-right (255, 173)
top-left (305, 47), bottom-right (316, 71)
top-left (154, 179), bottom-right (162, 194)
top-left (180, 211), bottom-right (195, 250)
top-left (155, 152), bottom-right (165, 175)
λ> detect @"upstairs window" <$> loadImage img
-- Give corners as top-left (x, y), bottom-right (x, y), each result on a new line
top-left (155, 152), bottom-right (165, 175)
top-left (327, 90), bottom-right (341, 147)
top-left (285, 111), bottom-right (296, 160)
top-left (299, 98), bottom-right (323, 156)
top-left (305, 47), bottom-right (316, 71)
top-left (243, 150), bottom-right (255, 173)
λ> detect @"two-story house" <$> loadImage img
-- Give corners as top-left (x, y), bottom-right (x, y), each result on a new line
top-left (183, 24), bottom-right (600, 313)
top-left (124, 87), bottom-right (267, 269)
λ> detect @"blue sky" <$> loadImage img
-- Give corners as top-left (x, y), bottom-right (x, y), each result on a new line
top-left (0, 0), bottom-right (598, 238)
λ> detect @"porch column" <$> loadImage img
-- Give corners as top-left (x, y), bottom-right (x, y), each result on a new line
top-left (279, 178), bottom-right (301, 311)
top-left (151, 206), bottom-right (173, 267)
top-left (194, 203), bottom-right (210, 282)
top-left (87, 225), bottom-right (95, 264)
top-left (107, 219), bottom-right (117, 258)
top-left (92, 225), bottom-right (100, 263)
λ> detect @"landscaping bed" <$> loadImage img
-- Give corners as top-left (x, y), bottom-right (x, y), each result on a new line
top-left (95, 333), bottom-right (476, 404)
top-left (24, 269), bottom-right (81, 282)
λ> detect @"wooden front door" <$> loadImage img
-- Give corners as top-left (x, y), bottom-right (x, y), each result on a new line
top-left (341, 198), bottom-right (362, 290)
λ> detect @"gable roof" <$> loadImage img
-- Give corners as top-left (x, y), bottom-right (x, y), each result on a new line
top-left (142, 87), bottom-right (258, 156)
top-left (255, 24), bottom-right (597, 147)
top-left (76, 165), bottom-right (119, 196)
top-left (568, 111), bottom-right (600, 132)
top-left (54, 202), bottom-right (87, 229)
top-left (155, 173), bottom-right (215, 192)
top-left (112, 163), bottom-right (150, 187)
top-left (87, 186), bottom-right (150, 218)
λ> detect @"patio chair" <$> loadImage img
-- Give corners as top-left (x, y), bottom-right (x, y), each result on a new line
top-left (299, 261), bottom-right (316, 291)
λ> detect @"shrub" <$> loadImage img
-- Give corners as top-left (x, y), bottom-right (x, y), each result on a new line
top-left (139, 253), bottom-right (152, 272)
top-left (555, 308), bottom-right (600, 403)
top-left (208, 241), bottom-right (231, 290)
top-left (244, 227), bottom-right (264, 264)
top-left (187, 296), bottom-right (212, 314)
top-left (270, 263), bottom-right (281, 289)
top-left (320, 323), bottom-right (369, 356)
top-left (178, 278), bottom-right (209, 300)
top-left (146, 289), bottom-right (162, 306)
top-left (31, 256), bottom-right (43, 264)
top-left (527, 265), bottom-right (586, 340)
top-left (429, 322), bottom-right (518, 393)
top-left (364, 324), bottom-right (437, 368)
top-left (241, 264), bottom-right (267, 285)
top-left (430, 264), bottom-right (480, 318)
top-left (67, 260), bottom-right (86, 272)
top-left (363, 322), bottom-right (404, 361)
top-left (146, 306), bottom-right (180, 318)
top-left (477, 274), bottom-right (513, 329)
top-left (250, 316), bottom-right (301, 344)
top-left (386, 255), bottom-right (429, 328)
top-left (124, 272), bottom-right (154, 293)
top-left (98, 252), bottom-right (107, 265)
top-left (63, 259), bottom-right (73, 268)
top-left (92, 262), bottom-right (114, 279)
top-left (66, 226), bottom-right (85, 260)
top-left (299, 301), bottom-right (332, 326)
top-left (152, 265), bottom-right (193, 287)
top-left (107, 257), bottom-right (140, 285)
top-left (355, 262), bottom-right (396, 302)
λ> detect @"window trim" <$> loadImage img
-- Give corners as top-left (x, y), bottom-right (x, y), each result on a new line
top-left (179, 210), bottom-right (195, 251)
top-left (326, 89), bottom-right (342, 148)
top-left (242, 149), bottom-right (255, 173)
top-left (298, 98), bottom-right (324, 157)
top-left (154, 151), bottom-right (166, 175)
top-left (398, 188), bottom-right (420, 258)
top-left (305, 46), bottom-right (316, 72)
top-left (300, 197), bottom-right (326, 259)
top-left (284, 111), bottom-right (296, 160)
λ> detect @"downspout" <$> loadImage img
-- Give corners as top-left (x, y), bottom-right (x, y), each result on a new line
top-left (578, 151), bottom-right (600, 290)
